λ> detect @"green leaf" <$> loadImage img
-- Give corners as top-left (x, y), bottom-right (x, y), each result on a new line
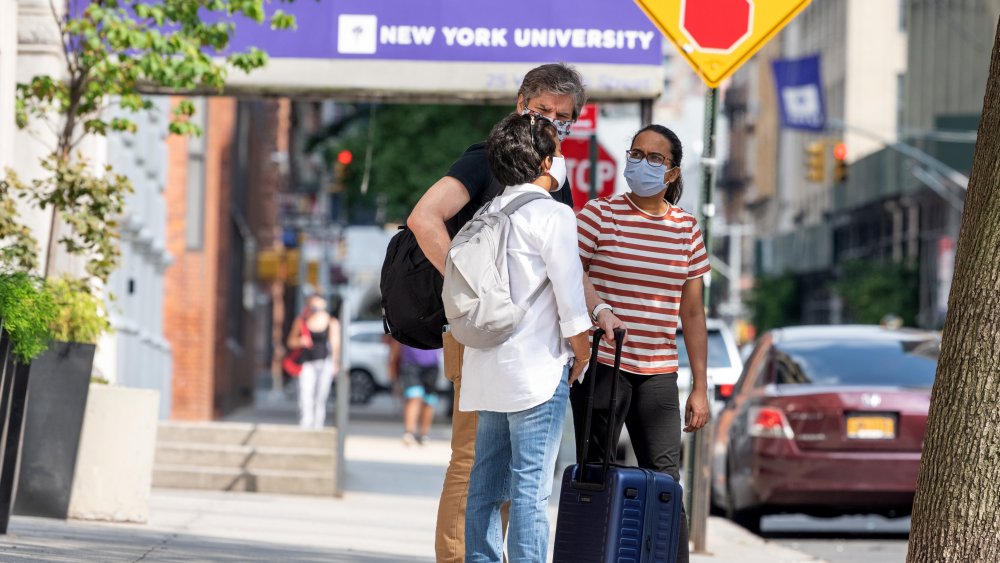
top-left (270, 10), bottom-right (297, 30)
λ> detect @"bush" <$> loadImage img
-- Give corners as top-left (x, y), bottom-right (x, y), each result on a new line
top-left (45, 277), bottom-right (110, 345)
top-left (834, 260), bottom-right (919, 326)
top-left (0, 273), bottom-right (57, 363)
top-left (747, 273), bottom-right (801, 332)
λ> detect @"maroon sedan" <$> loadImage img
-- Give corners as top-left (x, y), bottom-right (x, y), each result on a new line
top-left (714, 325), bottom-right (938, 533)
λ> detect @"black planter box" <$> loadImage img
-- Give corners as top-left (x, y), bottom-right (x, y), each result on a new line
top-left (13, 342), bottom-right (96, 519)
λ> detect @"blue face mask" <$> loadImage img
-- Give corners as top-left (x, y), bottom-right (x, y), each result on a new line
top-left (624, 159), bottom-right (676, 197)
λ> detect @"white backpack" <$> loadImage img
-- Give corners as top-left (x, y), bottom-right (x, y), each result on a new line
top-left (442, 192), bottom-right (552, 349)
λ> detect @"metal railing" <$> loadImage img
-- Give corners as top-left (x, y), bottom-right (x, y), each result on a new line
top-left (0, 320), bottom-right (32, 534)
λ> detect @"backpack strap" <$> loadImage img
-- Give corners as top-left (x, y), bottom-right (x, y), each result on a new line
top-left (499, 191), bottom-right (554, 308)
top-left (499, 191), bottom-right (551, 215)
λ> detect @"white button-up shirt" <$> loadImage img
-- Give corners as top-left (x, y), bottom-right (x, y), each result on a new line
top-left (459, 183), bottom-right (592, 413)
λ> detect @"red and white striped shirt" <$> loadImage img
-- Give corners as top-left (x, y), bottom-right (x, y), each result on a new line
top-left (578, 194), bottom-right (711, 375)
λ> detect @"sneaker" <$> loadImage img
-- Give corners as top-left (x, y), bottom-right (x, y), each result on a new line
top-left (417, 434), bottom-right (430, 446)
top-left (402, 432), bottom-right (417, 446)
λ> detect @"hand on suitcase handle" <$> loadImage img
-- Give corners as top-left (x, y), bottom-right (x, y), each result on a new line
top-left (596, 310), bottom-right (627, 345)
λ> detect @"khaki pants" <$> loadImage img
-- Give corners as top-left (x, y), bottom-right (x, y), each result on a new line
top-left (435, 332), bottom-right (508, 562)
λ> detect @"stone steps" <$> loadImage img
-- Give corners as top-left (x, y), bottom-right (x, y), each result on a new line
top-left (156, 421), bottom-right (337, 449)
top-left (152, 422), bottom-right (337, 496)
top-left (153, 465), bottom-right (335, 496)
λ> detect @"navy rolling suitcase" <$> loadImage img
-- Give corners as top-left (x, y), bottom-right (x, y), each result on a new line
top-left (553, 328), bottom-right (684, 563)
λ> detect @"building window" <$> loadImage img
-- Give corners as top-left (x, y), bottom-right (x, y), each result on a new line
top-left (185, 98), bottom-right (207, 251)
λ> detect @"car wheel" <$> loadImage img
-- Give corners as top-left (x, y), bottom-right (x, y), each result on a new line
top-left (725, 478), bottom-right (762, 535)
top-left (349, 369), bottom-right (376, 405)
top-left (729, 505), bottom-right (762, 535)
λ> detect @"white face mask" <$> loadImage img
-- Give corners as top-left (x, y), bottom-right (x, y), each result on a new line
top-left (547, 156), bottom-right (567, 190)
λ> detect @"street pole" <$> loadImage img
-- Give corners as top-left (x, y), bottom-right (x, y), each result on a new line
top-left (588, 132), bottom-right (599, 199)
top-left (640, 98), bottom-right (654, 127)
top-left (687, 86), bottom-right (719, 555)
top-left (334, 288), bottom-right (351, 498)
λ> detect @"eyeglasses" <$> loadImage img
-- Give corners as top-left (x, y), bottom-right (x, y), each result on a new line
top-left (522, 109), bottom-right (572, 140)
top-left (625, 149), bottom-right (670, 168)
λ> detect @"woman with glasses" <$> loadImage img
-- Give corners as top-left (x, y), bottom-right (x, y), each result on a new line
top-left (572, 124), bottom-right (711, 563)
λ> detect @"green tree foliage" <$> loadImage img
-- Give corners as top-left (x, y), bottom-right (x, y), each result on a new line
top-left (5, 0), bottom-right (295, 282)
top-left (747, 273), bottom-right (800, 332)
top-left (0, 0), bottom-right (294, 352)
top-left (329, 104), bottom-right (511, 223)
top-left (834, 259), bottom-right (919, 326)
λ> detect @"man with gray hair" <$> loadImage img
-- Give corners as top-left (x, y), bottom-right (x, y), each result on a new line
top-left (407, 62), bottom-right (586, 562)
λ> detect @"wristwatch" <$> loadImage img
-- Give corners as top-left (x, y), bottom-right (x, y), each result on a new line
top-left (591, 303), bottom-right (613, 322)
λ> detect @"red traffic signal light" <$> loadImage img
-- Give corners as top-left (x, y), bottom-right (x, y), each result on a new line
top-left (833, 142), bottom-right (848, 183)
top-left (337, 150), bottom-right (353, 165)
top-left (833, 142), bottom-right (847, 161)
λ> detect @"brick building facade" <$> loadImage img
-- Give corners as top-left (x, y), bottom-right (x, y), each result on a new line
top-left (164, 97), bottom-right (290, 420)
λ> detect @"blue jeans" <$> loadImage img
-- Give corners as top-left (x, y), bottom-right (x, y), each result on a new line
top-left (465, 369), bottom-right (570, 562)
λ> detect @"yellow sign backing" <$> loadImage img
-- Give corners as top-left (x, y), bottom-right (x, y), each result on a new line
top-left (635, 0), bottom-right (812, 88)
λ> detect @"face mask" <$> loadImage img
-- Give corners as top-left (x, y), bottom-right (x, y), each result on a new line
top-left (547, 156), bottom-right (567, 190)
top-left (624, 159), bottom-right (677, 197)
top-left (521, 108), bottom-right (572, 140)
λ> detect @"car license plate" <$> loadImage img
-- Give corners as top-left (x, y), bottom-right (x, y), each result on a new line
top-left (846, 415), bottom-right (896, 439)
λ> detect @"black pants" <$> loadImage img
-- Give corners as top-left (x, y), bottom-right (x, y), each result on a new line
top-left (569, 362), bottom-right (689, 563)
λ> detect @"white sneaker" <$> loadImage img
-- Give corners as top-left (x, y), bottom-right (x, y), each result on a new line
top-left (402, 432), bottom-right (417, 446)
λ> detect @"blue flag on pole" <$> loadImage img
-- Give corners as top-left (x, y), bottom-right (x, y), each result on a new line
top-left (772, 54), bottom-right (826, 131)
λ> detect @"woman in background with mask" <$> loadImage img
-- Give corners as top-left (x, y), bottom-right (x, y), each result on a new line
top-left (572, 124), bottom-right (710, 563)
top-left (287, 294), bottom-right (341, 429)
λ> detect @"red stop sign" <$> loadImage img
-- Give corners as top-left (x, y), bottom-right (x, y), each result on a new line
top-left (561, 138), bottom-right (616, 211)
top-left (682, 0), bottom-right (752, 52)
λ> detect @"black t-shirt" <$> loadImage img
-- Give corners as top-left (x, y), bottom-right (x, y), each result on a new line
top-left (444, 142), bottom-right (575, 236)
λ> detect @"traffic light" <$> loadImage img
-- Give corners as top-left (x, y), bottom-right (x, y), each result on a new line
top-left (804, 140), bottom-right (826, 183)
top-left (330, 149), bottom-right (352, 193)
top-left (833, 142), bottom-right (848, 183)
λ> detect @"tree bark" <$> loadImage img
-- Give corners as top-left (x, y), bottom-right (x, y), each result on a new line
top-left (907, 18), bottom-right (1000, 563)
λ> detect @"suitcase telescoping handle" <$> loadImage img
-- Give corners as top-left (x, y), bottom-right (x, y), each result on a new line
top-left (574, 327), bottom-right (625, 490)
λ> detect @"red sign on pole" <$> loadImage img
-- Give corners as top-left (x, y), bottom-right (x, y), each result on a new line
top-left (561, 137), bottom-right (617, 211)
top-left (572, 103), bottom-right (599, 135)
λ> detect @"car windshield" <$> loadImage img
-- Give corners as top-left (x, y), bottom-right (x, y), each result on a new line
top-left (676, 329), bottom-right (732, 369)
top-left (774, 337), bottom-right (939, 387)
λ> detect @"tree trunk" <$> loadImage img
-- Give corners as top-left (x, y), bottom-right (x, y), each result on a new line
top-left (907, 18), bottom-right (1000, 563)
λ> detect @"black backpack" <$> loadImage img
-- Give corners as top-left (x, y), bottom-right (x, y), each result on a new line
top-left (381, 175), bottom-right (504, 349)
top-left (380, 226), bottom-right (448, 350)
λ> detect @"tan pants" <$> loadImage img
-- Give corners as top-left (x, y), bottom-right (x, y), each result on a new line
top-left (435, 332), bottom-right (508, 562)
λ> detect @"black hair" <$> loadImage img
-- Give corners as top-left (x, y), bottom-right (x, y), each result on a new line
top-left (487, 113), bottom-right (559, 188)
top-left (631, 124), bottom-right (684, 205)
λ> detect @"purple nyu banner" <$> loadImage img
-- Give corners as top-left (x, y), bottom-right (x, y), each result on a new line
top-left (226, 0), bottom-right (663, 66)
top-left (772, 54), bottom-right (827, 132)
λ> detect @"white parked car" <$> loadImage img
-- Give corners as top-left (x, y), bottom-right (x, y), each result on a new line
top-left (676, 318), bottom-right (744, 418)
top-left (344, 321), bottom-right (448, 405)
top-left (617, 319), bottom-right (743, 464)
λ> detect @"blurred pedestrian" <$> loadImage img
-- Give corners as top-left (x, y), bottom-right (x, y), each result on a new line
top-left (288, 295), bottom-right (340, 429)
top-left (407, 62), bottom-right (586, 563)
top-left (388, 339), bottom-right (439, 445)
top-left (573, 124), bottom-right (711, 563)
top-left (460, 114), bottom-right (591, 562)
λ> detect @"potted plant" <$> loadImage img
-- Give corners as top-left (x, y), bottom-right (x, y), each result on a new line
top-left (13, 277), bottom-right (109, 519)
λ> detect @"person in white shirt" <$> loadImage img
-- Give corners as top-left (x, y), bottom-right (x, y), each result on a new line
top-left (460, 113), bottom-right (592, 562)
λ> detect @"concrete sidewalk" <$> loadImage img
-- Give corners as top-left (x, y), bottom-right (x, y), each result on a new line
top-left (0, 403), bottom-right (821, 562)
